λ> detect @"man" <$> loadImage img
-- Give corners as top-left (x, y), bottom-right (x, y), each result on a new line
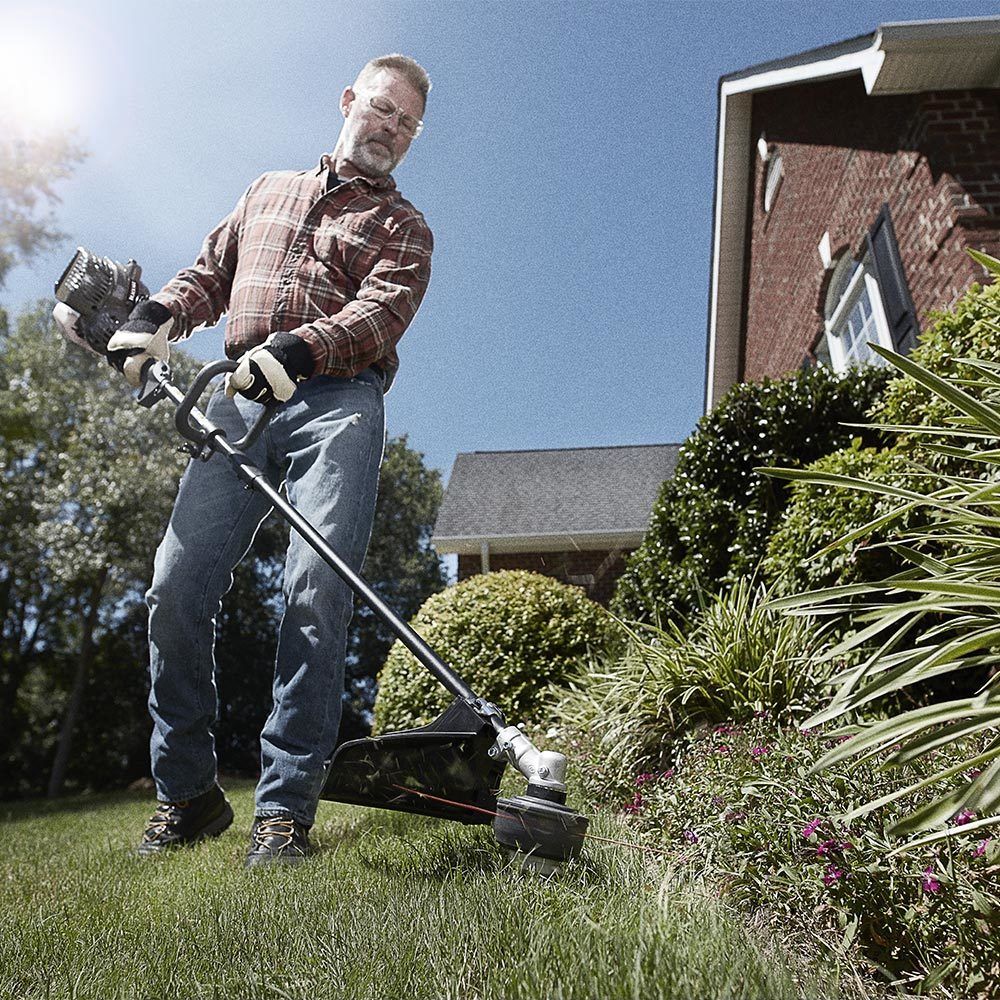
top-left (107, 54), bottom-right (433, 866)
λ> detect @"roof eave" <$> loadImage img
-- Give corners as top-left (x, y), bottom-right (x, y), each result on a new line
top-left (431, 529), bottom-right (646, 556)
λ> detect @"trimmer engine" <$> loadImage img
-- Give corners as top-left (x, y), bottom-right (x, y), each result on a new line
top-left (53, 247), bottom-right (149, 356)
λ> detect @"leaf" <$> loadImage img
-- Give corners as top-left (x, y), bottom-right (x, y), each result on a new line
top-left (869, 344), bottom-right (1000, 437)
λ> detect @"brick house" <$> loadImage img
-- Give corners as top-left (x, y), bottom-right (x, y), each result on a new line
top-left (706, 15), bottom-right (1000, 409)
top-left (431, 445), bottom-right (680, 605)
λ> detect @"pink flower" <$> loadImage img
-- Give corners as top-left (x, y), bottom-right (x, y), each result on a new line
top-left (952, 809), bottom-right (976, 826)
top-left (714, 745), bottom-right (730, 755)
top-left (921, 865), bottom-right (941, 894)
top-left (635, 772), bottom-right (656, 786)
top-left (714, 723), bottom-right (735, 735)
top-left (816, 838), bottom-right (852, 857)
top-left (801, 818), bottom-right (822, 839)
top-left (822, 865), bottom-right (845, 886)
top-left (623, 791), bottom-right (643, 815)
top-left (749, 745), bottom-right (770, 758)
top-left (973, 838), bottom-right (992, 858)
top-left (682, 829), bottom-right (699, 844)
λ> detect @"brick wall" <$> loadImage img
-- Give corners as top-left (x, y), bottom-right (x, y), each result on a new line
top-left (456, 549), bottom-right (632, 606)
top-left (743, 76), bottom-right (1000, 382)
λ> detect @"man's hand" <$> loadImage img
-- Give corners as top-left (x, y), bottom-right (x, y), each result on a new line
top-left (106, 300), bottom-right (174, 388)
top-left (225, 333), bottom-right (315, 405)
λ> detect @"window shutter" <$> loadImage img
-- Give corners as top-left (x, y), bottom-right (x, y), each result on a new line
top-left (866, 204), bottom-right (918, 354)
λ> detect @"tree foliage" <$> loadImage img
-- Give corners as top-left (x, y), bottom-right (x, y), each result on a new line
top-left (0, 302), bottom-right (194, 796)
top-left (0, 132), bottom-right (86, 287)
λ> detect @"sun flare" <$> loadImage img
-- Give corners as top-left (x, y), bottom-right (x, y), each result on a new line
top-left (0, 23), bottom-right (83, 135)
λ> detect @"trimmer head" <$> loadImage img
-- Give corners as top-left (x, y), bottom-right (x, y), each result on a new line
top-left (494, 787), bottom-right (589, 876)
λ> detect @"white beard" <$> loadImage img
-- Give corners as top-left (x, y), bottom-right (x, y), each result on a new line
top-left (345, 136), bottom-right (398, 178)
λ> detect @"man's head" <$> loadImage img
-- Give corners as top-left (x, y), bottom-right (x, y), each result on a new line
top-left (333, 54), bottom-right (431, 180)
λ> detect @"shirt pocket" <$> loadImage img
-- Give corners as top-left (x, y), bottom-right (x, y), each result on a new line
top-left (311, 214), bottom-right (386, 286)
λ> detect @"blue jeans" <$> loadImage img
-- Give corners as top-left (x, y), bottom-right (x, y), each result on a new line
top-left (146, 369), bottom-right (386, 826)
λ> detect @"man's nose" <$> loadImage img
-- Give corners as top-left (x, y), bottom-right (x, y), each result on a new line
top-left (381, 114), bottom-right (399, 137)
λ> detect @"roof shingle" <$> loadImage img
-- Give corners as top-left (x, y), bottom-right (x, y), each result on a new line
top-left (433, 444), bottom-right (680, 543)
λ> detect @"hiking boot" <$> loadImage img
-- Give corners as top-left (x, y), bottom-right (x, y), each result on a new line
top-left (245, 813), bottom-right (312, 868)
top-left (136, 784), bottom-right (234, 856)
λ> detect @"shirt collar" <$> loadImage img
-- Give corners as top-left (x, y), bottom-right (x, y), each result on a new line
top-left (317, 154), bottom-right (397, 192)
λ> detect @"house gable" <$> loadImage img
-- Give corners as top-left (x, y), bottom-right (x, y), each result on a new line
top-left (706, 16), bottom-right (1000, 410)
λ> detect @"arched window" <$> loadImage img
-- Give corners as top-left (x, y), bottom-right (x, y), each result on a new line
top-left (821, 252), bottom-right (893, 371)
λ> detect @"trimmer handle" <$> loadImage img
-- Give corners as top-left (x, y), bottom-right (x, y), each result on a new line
top-left (174, 359), bottom-right (273, 453)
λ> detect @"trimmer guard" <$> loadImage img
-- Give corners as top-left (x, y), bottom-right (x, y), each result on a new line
top-left (321, 698), bottom-right (506, 825)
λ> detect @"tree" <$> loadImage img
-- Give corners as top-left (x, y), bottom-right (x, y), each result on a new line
top-left (0, 132), bottom-right (86, 287)
top-left (0, 304), bottom-right (194, 796)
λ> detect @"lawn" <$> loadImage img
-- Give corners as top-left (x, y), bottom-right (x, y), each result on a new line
top-left (0, 781), bottom-right (871, 1000)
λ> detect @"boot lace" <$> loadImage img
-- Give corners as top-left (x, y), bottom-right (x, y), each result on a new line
top-left (142, 800), bottom-right (188, 842)
top-left (252, 816), bottom-right (297, 850)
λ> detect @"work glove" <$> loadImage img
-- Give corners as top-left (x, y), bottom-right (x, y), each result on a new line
top-left (106, 300), bottom-right (174, 388)
top-left (52, 302), bottom-right (101, 357)
top-left (225, 332), bottom-right (315, 406)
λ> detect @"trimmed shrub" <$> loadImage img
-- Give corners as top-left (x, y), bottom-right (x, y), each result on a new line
top-left (548, 580), bottom-right (829, 810)
top-left (621, 717), bottom-right (1000, 995)
top-left (612, 364), bottom-right (889, 625)
top-left (372, 570), bottom-right (611, 734)
top-left (762, 439), bottom-right (921, 597)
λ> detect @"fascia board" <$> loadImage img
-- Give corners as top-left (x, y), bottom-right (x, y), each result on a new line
top-left (430, 530), bottom-right (645, 556)
top-left (706, 40), bottom-right (884, 414)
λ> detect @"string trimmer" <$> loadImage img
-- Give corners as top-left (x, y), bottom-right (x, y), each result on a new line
top-left (53, 247), bottom-right (588, 876)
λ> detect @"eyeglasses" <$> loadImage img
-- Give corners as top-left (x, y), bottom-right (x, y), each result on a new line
top-left (356, 92), bottom-right (424, 138)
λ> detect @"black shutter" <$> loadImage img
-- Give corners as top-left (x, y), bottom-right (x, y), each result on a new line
top-left (866, 204), bottom-right (919, 355)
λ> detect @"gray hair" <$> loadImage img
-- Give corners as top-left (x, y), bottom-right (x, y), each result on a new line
top-left (355, 54), bottom-right (431, 109)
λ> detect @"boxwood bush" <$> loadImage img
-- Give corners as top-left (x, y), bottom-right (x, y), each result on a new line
top-left (372, 570), bottom-right (612, 735)
top-left (611, 364), bottom-right (889, 626)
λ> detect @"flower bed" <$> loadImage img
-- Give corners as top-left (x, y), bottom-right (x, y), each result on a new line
top-left (621, 717), bottom-right (999, 995)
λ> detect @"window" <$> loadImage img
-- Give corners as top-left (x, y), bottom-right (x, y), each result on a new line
top-left (819, 253), bottom-right (893, 372)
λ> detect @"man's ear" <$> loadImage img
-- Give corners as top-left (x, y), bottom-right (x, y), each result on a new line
top-left (341, 87), bottom-right (354, 117)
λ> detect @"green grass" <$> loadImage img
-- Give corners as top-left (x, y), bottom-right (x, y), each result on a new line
top-left (0, 782), bottom-right (866, 1000)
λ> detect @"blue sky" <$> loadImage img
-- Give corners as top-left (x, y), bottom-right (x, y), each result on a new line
top-left (1, 0), bottom-right (993, 480)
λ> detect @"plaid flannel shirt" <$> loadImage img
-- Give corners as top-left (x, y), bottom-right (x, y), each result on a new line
top-left (152, 156), bottom-right (433, 390)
